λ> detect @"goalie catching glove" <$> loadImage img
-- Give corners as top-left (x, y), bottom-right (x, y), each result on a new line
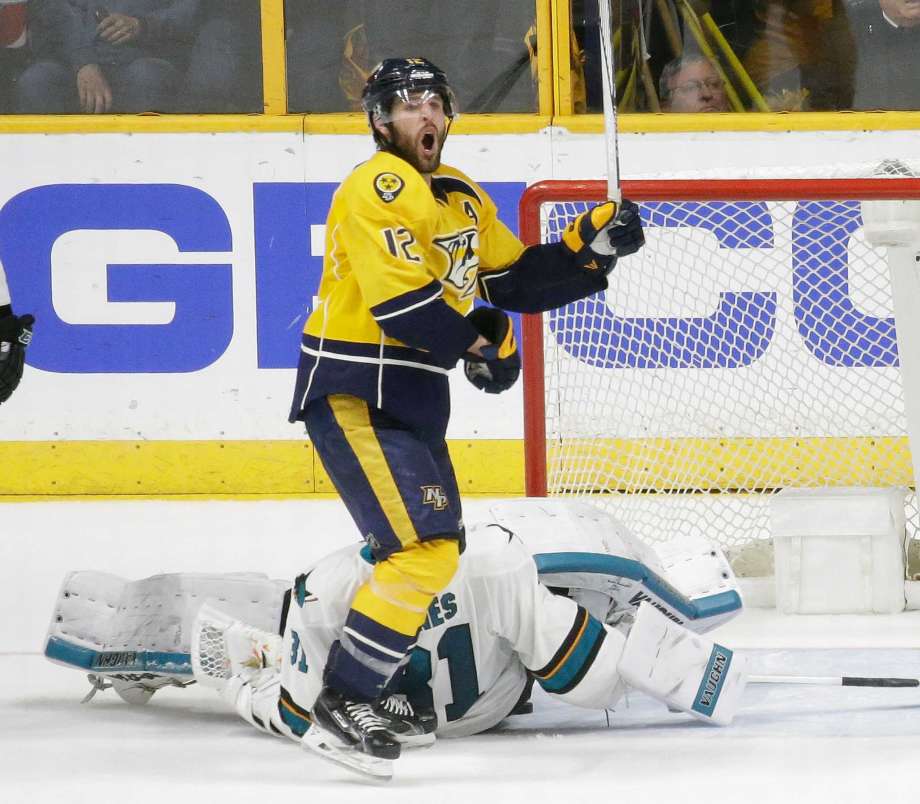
top-left (562, 198), bottom-right (645, 275)
top-left (463, 306), bottom-right (520, 394)
top-left (0, 306), bottom-right (34, 405)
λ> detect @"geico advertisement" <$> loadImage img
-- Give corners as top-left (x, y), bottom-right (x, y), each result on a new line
top-left (0, 133), bottom-right (904, 441)
top-left (0, 130), bottom-right (533, 441)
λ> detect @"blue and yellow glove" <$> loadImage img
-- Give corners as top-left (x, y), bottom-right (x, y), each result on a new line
top-left (463, 307), bottom-right (520, 394)
top-left (562, 198), bottom-right (645, 275)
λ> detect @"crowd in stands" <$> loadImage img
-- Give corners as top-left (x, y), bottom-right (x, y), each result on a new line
top-left (809, 0), bottom-right (920, 111)
top-left (574, 0), bottom-right (920, 113)
top-left (0, 0), bottom-right (29, 112)
top-left (1, 0), bottom-right (919, 116)
top-left (0, 0), bottom-right (261, 114)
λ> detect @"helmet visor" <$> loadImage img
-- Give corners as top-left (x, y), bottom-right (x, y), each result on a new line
top-left (364, 86), bottom-right (459, 124)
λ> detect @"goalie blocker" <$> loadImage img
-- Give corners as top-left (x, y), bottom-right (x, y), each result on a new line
top-left (618, 603), bottom-right (747, 726)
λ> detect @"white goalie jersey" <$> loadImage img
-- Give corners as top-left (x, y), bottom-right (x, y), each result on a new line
top-left (44, 501), bottom-right (746, 740)
top-left (281, 522), bottom-right (629, 738)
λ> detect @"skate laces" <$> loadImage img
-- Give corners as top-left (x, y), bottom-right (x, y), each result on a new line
top-left (81, 674), bottom-right (113, 703)
top-left (345, 702), bottom-right (388, 732)
top-left (379, 694), bottom-right (414, 718)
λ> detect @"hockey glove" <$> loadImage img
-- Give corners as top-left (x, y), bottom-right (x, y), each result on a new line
top-left (0, 307), bottom-right (35, 405)
top-left (561, 198), bottom-right (645, 275)
top-left (463, 306), bottom-right (520, 394)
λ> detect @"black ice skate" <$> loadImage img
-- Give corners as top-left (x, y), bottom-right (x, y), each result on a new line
top-left (375, 694), bottom-right (438, 748)
top-left (301, 686), bottom-right (401, 780)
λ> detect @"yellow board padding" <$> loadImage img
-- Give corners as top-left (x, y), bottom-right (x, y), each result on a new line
top-left (549, 436), bottom-right (914, 492)
top-left (556, 110), bottom-right (920, 134)
top-left (3, 436), bottom-right (908, 497)
top-left (3, 110), bottom-right (920, 137)
top-left (6, 440), bottom-right (315, 496)
top-left (0, 114), bottom-right (305, 134)
top-left (0, 113), bottom-right (552, 136)
top-left (0, 438), bottom-right (524, 497)
top-left (328, 395), bottom-right (419, 548)
top-left (302, 113), bottom-right (553, 136)
top-left (314, 438), bottom-right (526, 496)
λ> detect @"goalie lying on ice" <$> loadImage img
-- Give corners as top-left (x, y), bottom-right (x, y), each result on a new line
top-left (44, 503), bottom-right (746, 756)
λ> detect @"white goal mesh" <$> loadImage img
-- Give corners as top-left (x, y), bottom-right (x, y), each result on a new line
top-left (521, 179), bottom-right (920, 577)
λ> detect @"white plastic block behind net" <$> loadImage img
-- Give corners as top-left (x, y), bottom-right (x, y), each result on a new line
top-left (537, 192), bottom-right (919, 576)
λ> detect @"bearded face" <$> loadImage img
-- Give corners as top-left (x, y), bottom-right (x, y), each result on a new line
top-left (375, 91), bottom-right (449, 174)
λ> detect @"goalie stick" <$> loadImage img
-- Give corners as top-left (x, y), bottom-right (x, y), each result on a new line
top-left (750, 674), bottom-right (920, 688)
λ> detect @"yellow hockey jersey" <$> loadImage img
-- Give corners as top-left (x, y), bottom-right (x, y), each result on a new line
top-left (289, 150), bottom-right (609, 439)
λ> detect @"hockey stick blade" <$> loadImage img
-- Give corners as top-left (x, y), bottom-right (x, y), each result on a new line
top-left (301, 724), bottom-right (394, 782)
top-left (750, 674), bottom-right (920, 688)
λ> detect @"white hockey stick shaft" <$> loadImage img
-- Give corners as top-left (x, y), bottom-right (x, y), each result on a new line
top-left (597, 0), bottom-right (622, 204)
top-left (750, 674), bottom-right (920, 688)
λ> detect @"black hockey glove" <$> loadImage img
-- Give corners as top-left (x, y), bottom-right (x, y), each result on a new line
top-left (561, 198), bottom-right (645, 275)
top-left (463, 306), bottom-right (520, 394)
top-left (0, 306), bottom-right (35, 405)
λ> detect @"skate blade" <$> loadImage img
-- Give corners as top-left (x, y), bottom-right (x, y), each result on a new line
top-left (398, 732), bottom-right (436, 750)
top-left (301, 724), bottom-right (394, 782)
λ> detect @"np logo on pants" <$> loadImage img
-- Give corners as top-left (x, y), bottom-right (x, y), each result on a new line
top-left (421, 485), bottom-right (448, 511)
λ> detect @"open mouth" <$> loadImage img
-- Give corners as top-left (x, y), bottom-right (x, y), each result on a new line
top-left (421, 132), bottom-right (436, 154)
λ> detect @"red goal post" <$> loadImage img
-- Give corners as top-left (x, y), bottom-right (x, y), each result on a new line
top-left (519, 178), bottom-right (920, 556)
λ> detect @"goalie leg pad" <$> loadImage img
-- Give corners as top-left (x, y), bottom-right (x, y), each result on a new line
top-left (616, 603), bottom-right (747, 725)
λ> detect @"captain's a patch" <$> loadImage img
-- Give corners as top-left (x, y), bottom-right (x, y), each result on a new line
top-left (374, 172), bottom-right (404, 203)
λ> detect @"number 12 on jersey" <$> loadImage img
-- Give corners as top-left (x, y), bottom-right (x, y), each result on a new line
top-left (382, 227), bottom-right (420, 263)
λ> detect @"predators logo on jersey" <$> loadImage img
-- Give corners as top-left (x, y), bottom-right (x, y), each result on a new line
top-left (374, 172), bottom-right (404, 203)
top-left (434, 227), bottom-right (479, 297)
top-left (421, 484), bottom-right (449, 510)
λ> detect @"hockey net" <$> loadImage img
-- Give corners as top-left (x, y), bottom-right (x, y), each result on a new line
top-left (520, 178), bottom-right (920, 577)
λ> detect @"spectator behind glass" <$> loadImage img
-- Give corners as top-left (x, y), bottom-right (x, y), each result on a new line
top-left (179, 0), bottom-right (261, 113)
top-left (659, 55), bottom-right (730, 112)
top-left (0, 0), bottom-right (30, 113)
top-left (285, 1), bottom-right (535, 114)
top-left (808, 0), bottom-right (920, 110)
top-left (15, 0), bottom-right (200, 114)
top-left (741, 1), bottom-right (832, 110)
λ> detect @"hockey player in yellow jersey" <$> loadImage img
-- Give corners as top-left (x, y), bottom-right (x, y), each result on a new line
top-left (288, 57), bottom-right (646, 770)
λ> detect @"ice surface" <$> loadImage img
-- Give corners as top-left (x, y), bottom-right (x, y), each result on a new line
top-left (3, 498), bottom-right (920, 803)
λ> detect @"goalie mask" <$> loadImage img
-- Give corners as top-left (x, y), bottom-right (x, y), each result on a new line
top-left (362, 57), bottom-right (458, 150)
